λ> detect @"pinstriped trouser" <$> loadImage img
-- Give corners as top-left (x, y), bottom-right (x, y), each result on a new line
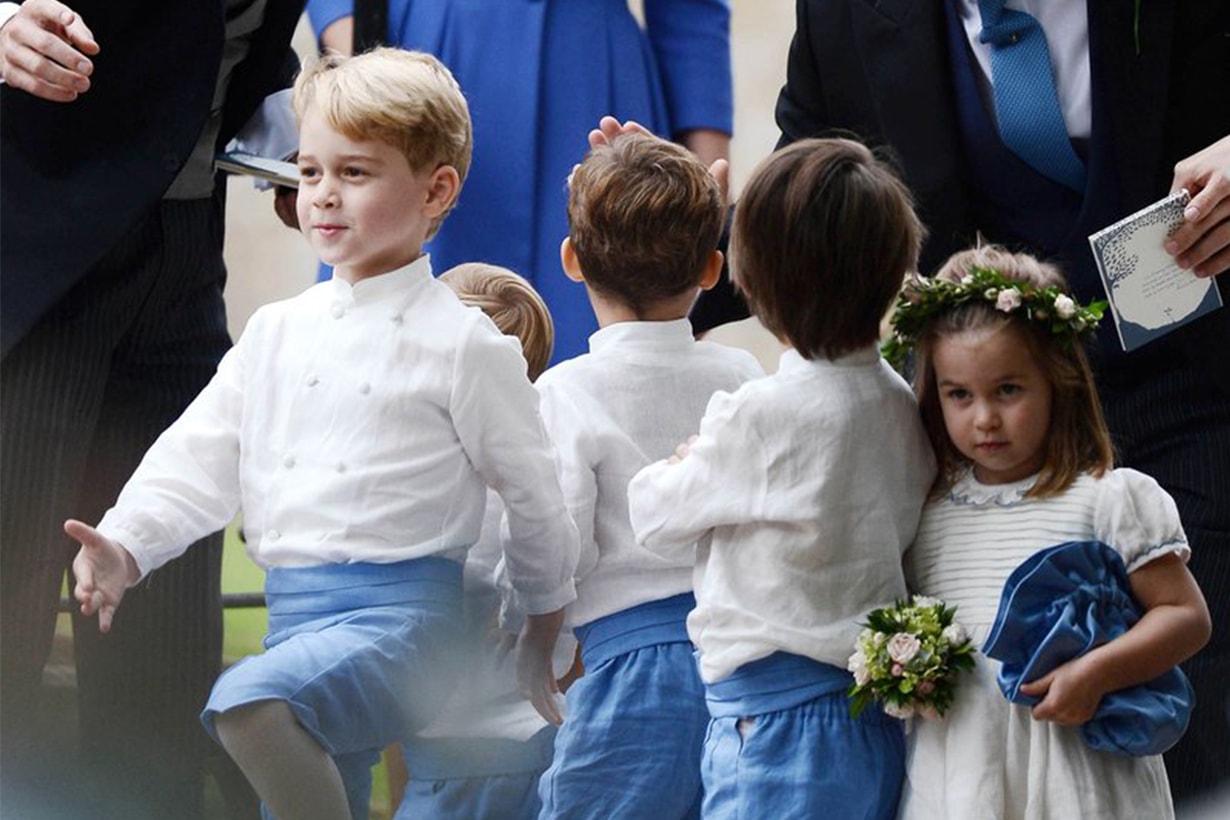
top-left (1, 197), bottom-right (231, 820)
top-left (1102, 353), bottom-right (1230, 803)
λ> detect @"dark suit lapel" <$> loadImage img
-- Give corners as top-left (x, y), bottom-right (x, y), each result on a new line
top-left (849, 0), bottom-right (973, 270)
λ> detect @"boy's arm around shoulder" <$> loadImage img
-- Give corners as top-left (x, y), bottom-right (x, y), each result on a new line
top-left (627, 383), bottom-right (766, 559)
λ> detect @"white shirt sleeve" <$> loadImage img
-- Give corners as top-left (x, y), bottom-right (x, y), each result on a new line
top-left (535, 380), bottom-right (601, 584)
top-left (1095, 467), bottom-right (1191, 573)
top-left (96, 340), bottom-right (246, 578)
top-left (451, 321), bottom-right (579, 615)
top-left (0, 3), bottom-right (19, 28)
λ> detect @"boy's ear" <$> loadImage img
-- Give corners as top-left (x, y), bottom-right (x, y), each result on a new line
top-left (560, 237), bottom-right (585, 283)
top-left (422, 165), bottom-right (462, 218)
top-left (698, 250), bottom-right (723, 292)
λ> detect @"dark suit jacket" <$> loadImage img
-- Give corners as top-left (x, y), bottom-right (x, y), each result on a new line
top-left (773, 0), bottom-right (1229, 383)
top-left (0, 0), bottom-right (305, 357)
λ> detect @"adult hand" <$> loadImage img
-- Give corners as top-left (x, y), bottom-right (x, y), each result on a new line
top-left (65, 518), bottom-right (139, 633)
top-left (1167, 134), bottom-right (1230, 278)
top-left (515, 608), bottom-right (566, 725)
top-left (587, 116), bottom-right (730, 203)
top-left (0, 0), bottom-right (98, 102)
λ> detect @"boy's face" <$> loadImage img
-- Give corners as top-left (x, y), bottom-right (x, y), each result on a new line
top-left (296, 107), bottom-right (441, 283)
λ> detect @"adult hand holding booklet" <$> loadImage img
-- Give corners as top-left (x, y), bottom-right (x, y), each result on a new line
top-left (1089, 189), bottom-right (1224, 351)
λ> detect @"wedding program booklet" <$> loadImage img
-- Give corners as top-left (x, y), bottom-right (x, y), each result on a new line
top-left (1088, 189), bottom-right (1223, 351)
top-left (216, 150), bottom-right (300, 188)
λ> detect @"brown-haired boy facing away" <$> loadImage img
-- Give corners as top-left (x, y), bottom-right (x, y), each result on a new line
top-left (534, 132), bottom-right (763, 819)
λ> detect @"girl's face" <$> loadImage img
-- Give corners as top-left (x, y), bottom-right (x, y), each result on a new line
top-left (931, 325), bottom-right (1053, 485)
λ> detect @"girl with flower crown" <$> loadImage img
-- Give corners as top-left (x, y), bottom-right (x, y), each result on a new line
top-left (895, 245), bottom-right (1210, 820)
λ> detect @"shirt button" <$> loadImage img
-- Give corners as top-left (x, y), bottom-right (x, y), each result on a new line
top-left (358, 383), bottom-right (371, 395)
top-left (267, 529), bottom-right (281, 541)
top-left (391, 313), bottom-right (403, 325)
top-left (331, 303), bottom-right (345, 319)
top-left (335, 462), bottom-right (347, 474)
top-left (306, 374), bottom-right (319, 387)
top-left (283, 454), bottom-right (296, 469)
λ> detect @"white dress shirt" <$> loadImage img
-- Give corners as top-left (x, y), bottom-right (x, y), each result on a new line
top-left (535, 319), bottom-right (763, 628)
top-left (628, 345), bottom-right (936, 684)
top-left (98, 256), bottom-right (578, 616)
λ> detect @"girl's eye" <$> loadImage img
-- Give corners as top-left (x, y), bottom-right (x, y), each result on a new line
top-left (343, 166), bottom-right (368, 178)
top-left (998, 383), bottom-right (1022, 396)
top-left (944, 388), bottom-right (970, 401)
top-left (299, 167), bottom-right (319, 180)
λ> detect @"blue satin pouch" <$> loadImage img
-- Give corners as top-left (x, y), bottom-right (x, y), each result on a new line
top-left (983, 540), bottom-right (1193, 757)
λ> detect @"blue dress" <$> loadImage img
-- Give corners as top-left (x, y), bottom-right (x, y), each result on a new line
top-left (305, 0), bottom-right (733, 363)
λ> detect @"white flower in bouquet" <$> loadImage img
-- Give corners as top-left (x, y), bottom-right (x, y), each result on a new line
top-left (847, 597), bottom-right (976, 721)
top-left (887, 633), bottom-right (921, 664)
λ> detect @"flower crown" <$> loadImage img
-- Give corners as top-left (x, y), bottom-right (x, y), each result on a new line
top-left (882, 267), bottom-right (1108, 368)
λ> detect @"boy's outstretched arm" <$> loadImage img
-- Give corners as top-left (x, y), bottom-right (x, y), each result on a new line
top-left (516, 607), bottom-right (566, 726)
top-left (65, 518), bottom-right (140, 634)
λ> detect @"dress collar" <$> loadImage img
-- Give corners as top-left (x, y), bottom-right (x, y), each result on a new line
top-left (948, 467), bottom-right (1041, 506)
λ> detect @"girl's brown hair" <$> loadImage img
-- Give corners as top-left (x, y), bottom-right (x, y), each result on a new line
top-left (914, 246), bottom-right (1114, 498)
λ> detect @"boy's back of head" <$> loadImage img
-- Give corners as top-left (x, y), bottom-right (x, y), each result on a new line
top-left (731, 137), bottom-right (923, 361)
top-left (440, 263), bottom-right (555, 381)
top-left (292, 47), bottom-right (473, 235)
top-left (567, 133), bottom-right (724, 316)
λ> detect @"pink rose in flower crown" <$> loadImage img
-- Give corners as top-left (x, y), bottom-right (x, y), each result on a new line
top-left (995, 288), bottom-right (1022, 312)
top-left (887, 633), bottom-right (921, 665)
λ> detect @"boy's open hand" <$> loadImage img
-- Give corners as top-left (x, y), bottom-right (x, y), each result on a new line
top-left (515, 607), bottom-right (567, 725)
top-left (65, 519), bottom-right (139, 633)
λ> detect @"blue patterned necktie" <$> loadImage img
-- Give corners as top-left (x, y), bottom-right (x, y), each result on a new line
top-left (978, 0), bottom-right (1086, 192)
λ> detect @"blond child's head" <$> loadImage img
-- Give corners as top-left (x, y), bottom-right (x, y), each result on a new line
top-left (731, 138), bottom-right (922, 360)
top-left (564, 133), bottom-right (724, 317)
top-left (440, 263), bottom-right (555, 380)
top-left (908, 246), bottom-right (1114, 497)
top-left (292, 48), bottom-right (472, 241)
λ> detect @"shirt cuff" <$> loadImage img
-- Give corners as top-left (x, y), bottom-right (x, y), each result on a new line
top-left (0, 3), bottom-right (20, 30)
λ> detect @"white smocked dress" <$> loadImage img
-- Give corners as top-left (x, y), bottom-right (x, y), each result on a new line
top-left (899, 468), bottom-right (1190, 820)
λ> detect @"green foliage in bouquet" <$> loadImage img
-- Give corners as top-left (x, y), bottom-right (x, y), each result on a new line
top-left (847, 595), bottom-right (977, 720)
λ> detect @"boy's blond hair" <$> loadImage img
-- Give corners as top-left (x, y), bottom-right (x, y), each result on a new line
top-left (567, 133), bottom-right (724, 315)
top-left (292, 47), bottom-right (473, 237)
top-left (440, 263), bottom-right (555, 381)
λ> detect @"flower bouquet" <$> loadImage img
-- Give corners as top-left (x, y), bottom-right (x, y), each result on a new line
top-left (847, 595), bottom-right (976, 720)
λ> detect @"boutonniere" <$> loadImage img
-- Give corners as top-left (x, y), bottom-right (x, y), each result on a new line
top-left (1134, 0), bottom-right (1142, 55)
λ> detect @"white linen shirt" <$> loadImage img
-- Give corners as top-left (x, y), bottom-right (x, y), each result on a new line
top-left (628, 345), bottom-right (936, 684)
top-left (535, 319), bottom-right (763, 628)
top-left (98, 256), bottom-right (578, 615)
